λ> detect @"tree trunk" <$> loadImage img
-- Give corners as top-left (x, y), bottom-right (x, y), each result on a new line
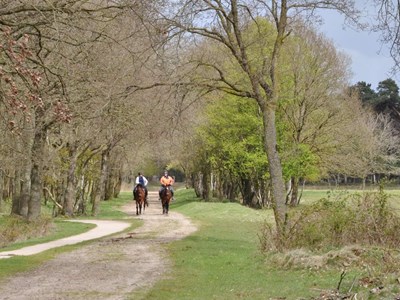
top-left (11, 169), bottom-right (20, 215)
top-left (113, 169), bottom-right (122, 198)
top-left (241, 178), bottom-right (254, 207)
top-left (262, 107), bottom-right (287, 238)
top-left (28, 126), bottom-right (47, 221)
top-left (260, 179), bottom-right (272, 208)
top-left (63, 143), bottom-right (78, 217)
top-left (104, 170), bottom-right (113, 201)
top-left (92, 149), bottom-right (109, 216)
top-left (224, 180), bottom-right (236, 202)
top-left (19, 119), bottom-right (33, 217)
top-left (298, 179), bottom-right (305, 205)
top-left (289, 177), bottom-right (300, 207)
top-left (19, 162), bottom-right (31, 217)
top-left (192, 173), bottom-right (202, 198)
top-left (285, 179), bottom-right (292, 205)
top-left (76, 175), bottom-right (85, 215)
top-left (201, 171), bottom-right (211, 200)
top-left (0, 170), bottom-right (3, 212)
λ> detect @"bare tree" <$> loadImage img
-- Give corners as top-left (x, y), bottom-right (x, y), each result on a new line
top-left (0, 0), bottom-right (147, 220)
top-left (374, 0), bottom-right (400, 72)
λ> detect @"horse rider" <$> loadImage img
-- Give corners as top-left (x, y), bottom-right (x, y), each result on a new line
top-left (159, 170), bottom-right (174, 200)
top-left (134, 172), bottom-right (148, 205)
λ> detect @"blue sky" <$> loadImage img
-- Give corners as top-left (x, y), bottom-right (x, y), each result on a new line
top-left (316, 2), bottom-right (399, 90)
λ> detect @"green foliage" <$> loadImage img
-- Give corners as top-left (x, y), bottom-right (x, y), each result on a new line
top-left (375, 78), bottom-right (400, 112)
top-left (351, 81), bottom-right (378, 106)
top-left (282, 143), bottom-right (321, 181)
top-left (77, 149), bottom-right (101, 182)
top-left (242, 18), bottom-right (276, 79)
top-left (355, 78), bottom-right (400, 114)
top-left (200, 95), bottom-right (267, 178)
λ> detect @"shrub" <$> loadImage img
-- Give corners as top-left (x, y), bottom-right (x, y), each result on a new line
top-left (260, 189), bottom-right (400, 252)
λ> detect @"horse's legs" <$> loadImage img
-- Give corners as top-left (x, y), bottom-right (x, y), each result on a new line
top-left (136, 202), bottom-right (139, 215)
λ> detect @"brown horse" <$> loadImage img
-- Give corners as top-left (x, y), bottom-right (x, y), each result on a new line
top-left (160, 185), bottom-right (172, 215)
top-left (134, 184), bottom-right (146, 215)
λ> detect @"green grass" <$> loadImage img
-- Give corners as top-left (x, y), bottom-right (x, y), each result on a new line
top-left (135, 189), bottom-right (361, 300)
top-left (78, 192), bottom-right (134, 219)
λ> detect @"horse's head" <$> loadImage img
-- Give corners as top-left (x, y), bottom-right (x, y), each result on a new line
top-left (135, 184), bottom-right (145, 198)
top-left (161, 185), bottom-right (172, 200)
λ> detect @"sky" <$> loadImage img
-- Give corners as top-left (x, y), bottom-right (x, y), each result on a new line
top-left (316, 2), bottom-right (399, 90)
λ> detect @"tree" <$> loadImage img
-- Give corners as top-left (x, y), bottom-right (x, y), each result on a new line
top-left (155, 0), bottom-right (359, 241)
top-left (375, 78), bottom-right (400, 113)
top-left (198, 95), bottom-right (269, 206)
top-left (279, 22), bottom-right (353, 206)
top-left (350, 81), bottom-right (378, 107)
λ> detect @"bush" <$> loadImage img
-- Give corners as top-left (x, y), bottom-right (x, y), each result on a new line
top-left (260, 189), bottom-right (400, 252)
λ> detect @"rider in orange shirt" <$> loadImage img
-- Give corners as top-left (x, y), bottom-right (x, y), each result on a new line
top-left (159, 170), bottom-right (174, 200)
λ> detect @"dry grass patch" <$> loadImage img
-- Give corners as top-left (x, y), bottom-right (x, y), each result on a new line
top-left (0, 215), bottom-right (54, 248)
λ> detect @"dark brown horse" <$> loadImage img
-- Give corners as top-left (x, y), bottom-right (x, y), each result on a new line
top-left (134, 184), bottom-right (146, 215)
top-left (160, 185), bottom-right (172, 215)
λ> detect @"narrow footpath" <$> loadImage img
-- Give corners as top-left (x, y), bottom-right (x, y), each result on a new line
top-left (0, 220), bottom-right (131, 259)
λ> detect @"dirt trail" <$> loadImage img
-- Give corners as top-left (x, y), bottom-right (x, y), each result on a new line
top-left (0, 191), bottom-right (197, 300)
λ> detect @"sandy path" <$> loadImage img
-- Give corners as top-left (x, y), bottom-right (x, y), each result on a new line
top-left (0, 191), bottom-right (197, 300)
top-left (0, 220), bottom-right (131, 259)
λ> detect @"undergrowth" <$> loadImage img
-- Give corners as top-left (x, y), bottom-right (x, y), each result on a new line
top-left (260, 188), bottom-right (400, 298)
top-left (0, 215), bottom-right (54, 248)
top-left (261, 188), bottom-right (400, 252)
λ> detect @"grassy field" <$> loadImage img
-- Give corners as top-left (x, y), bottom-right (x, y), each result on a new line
top-left (136, 188), bottom-right (368, 300)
